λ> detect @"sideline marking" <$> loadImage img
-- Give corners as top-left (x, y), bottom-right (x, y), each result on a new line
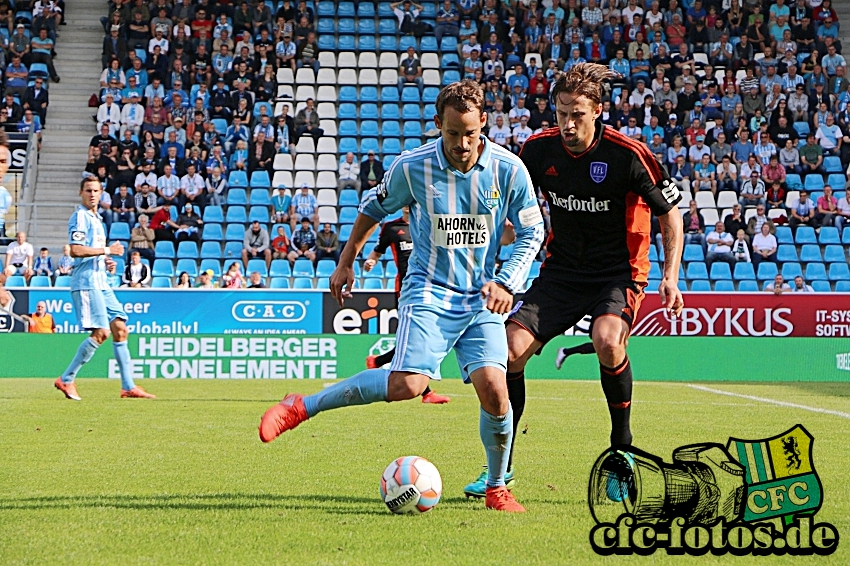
top-left (688, 384), bottom-right (850, 420)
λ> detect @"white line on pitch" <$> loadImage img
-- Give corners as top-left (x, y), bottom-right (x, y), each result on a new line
top-left (688, 385), bottom-right (850, 420)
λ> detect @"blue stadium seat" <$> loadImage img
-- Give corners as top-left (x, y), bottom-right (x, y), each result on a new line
top-left (824, 245), bottom-right (845, 263)
top-left (113, 258), bottom-right (126, 275)
top-left (756, 261), bottom-right (778, 281)
top-left (403, 122), bottom-right (423, 137)
top-left (682, 244), bottom-right (704, 262)
top-left (155, 240), bottom-right (175, 259)
top-left (714, 280), bottom-right (735, 291)
top-left (292, 259), bottom-right (315, 278)
top-left (823, 156), bottom-right (842, 173)
top-left (317, 1), bottom-right (335, 16)
top-left (804, 175), bottom-right (824, 191)
top-left (246, 259), bottom-right (268, 277)
top-left (442, 70), bottom-right (461, 85)
top-left (676, 280), bottom-right (687, 291)
top-left (316, 259), bottom-right (336, 278)
top-left (339, 86), bottom-right (358, 102)
top-left (690, 280), bottom-right (711, 291)
top-left (733, 262), bottom-right (755, 280)
top-left (440, 37), bottom-right (458, 52)
top-left (378, 2), bottom-right (394, 17)
top-left (176, 258), bottom-right (198, 277)
top-left (339, 224), bottom-right (353, 242)
top-left (229, 171), bottom-right (248, 188)
top-left (686, 262), bottom-right (708, 280)
top-left (225, 224), bottom-right (246, 241)
top-left (357, 36), bottom-right (376, 51)
top-left (827, 174), bottom-right (846, 189)
top-left (379, 86), bottom-right (399, 103)
top-left (441, 53), bottom-right (460, 68)
top-left (381, 121), bottom-right (401, 138)
top-left (29, 62), bottom-right (49, 78)
top-left (648, 262), bottom-right (662, 280)
top-left (269, 259), bottom-right (291, 278)
top-left (811, 280), bottom-right (831, 292)
top-left (403, 138), bottom-right (422, 151)
top-left (318, 35), bottom-right (337, 51)
top-left (317, 18), bottom-right (335, 33)
top-left (785, 174), bottom-right (803, 190)
top-left (292, 277), bottom-right (313, 289)
top-left (383, 138), bottom-right (402, 154)
top-left (337, 18), bottom-right (355, 33)
top-left (151, 277), bottom-right (171, 288)
top-left (250, 171), bottom-right (271, 188)
top-left (710, 262), bottom-right (732, 280)
top-left (199, 259), bottom-right (222, 277)
top-left (224, 241), bottom-right (243, 258)
top-left (253, 101), bottom-right (272, 118)
top-left (29, 275), bottom-right (50, 287)
top-left (339, 137), bottom-right (358, 153)
top-left (250, 189), bottom-right (271, 207)
top-left (776, 244), bottom-right (798, 262)
top-left (363, 278), bottom-right (384, 289)
top-left (420, 3), bottom-right (436, 17)
top-left (737, 280), bottom-right (760, 291)
top-left (339, 190), bottom-right (360, 207)
top-left (268, 277), bottom-right (289, 289)
top-left (399, 36), bottom-right (417, 51)
top-left (379, 19), bottom-right (396, 34)
top-left (792, 122), bottom-right (810, 136)
top-left (818, 226), bottom-right (840, 244)
top-left (203, 205), bottom-right (224, 223)
top-left (420, 36), bottom-right (438, 52)
top-left (227, 188), bottom-right (247, 205)
top-left (152, 259), bottom-right (175, 277)
top-left (844, 227), bottom-right (850, 244)
top-left (338, 2), bottom-right (355, 16)
top-left (402, 104), bottom-right (422, 120)
top-left (357, 2), bottom-right (375, 17)
top-left (381, 104), bottom-right (400, 120)
top-left (177, 241), bottom-right (198, 258)
top-left (794, 226), bottom-right (817, 244)
top-left (360, 120), bottom-right (379, 137)
top-left (805, 263), bottom-right (827, 281)
top-left (212, 118), bottom-right (227, 134)
top-left (226, 206), bottom-right (248, 223)
top-left (799, 244), bottom-right (822, 262)
top-left (379, 35), bottom-right (398, 51)
top-left (781, 262), bottom-right (803, 279)
top-left (837, 281), bottom-right (850, 292)
top-left (401, 87), bottom-right (421, 103)
top-left (54, 275), bottom-right (72, 288)
top-left (383, 154), bottom-right (397, 169)
top-left (386, 262), bottom-right (398, 278)
top-left (360, 103), bottom-right (379, 120)
top-left (360, 86), bottom-right (378, 102)
top-left (109, 222), bottom-right (130, 240)
top-left (338, 120), bottom-right (358, 137)
top-left (249, 206), bottom-right (269, 223)
top-left (423, 87), bottom-right (440, 103)
top-left (361, 138), bottom-right (380, 154)
top-left (775, 226), bottom-right (793, 244)
top-left (829, 262), bottom-right (850, 281)
top-left (338, 103), bottom-right (357, 119)
top-left (202, 223), bottom-right (223, 241)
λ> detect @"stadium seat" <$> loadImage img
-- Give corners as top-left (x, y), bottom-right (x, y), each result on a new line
top-left (827, 174), bottom-right (846, 189)
top-left (337, 18), bottom-right (355, 34)
top-left (709, 263), bottom-right (732, 280)
top-left (177, 241), bottom-right (198, 259)
top-left (823, 156), bottom-right (843, 173)
top-left (364, 262), bottom-right (384, 279)
top-left (440, 37), bottom-right (459, 52)
top-left (250, 171), bottom-right (271, 189)
top-left (737, 280), bottom-right (760, 291)
top-left (385, 263), bottom-right (398, 279)
top-left (357, 36), bottom-right (377, 52)
top-left (714, 280), bottom-right (735, 291)
top-left (225, 224), bottom-right (246, 241)
top-left (292, 259), bottom-right (315, 278)
top-left (799, 244), bottom-right (822, 263)
top-left (269, 277), bottom-right (290, 289)
top-left (29, 275), bottom-right (50, 287)
top-left (363, 278), bottom-right (384, 289)
top-left (269, 260), bottom-right (291, 278)
top-left (837, 281), bottom-right (850, 292)
top-left (818, 227), bottom-right (840, 244)
top-left (292, 277), bottom-right (313, 289)
top-left (357, 2), bottom-right (375, 17)
top-left (733, 262), bottom-right (756, 280)
top-left (202, 224), bottom-right (223, 241)
top-left (402, 104), bottom-right (422, 120)
top-left (441, 53), bottom-right (460, 68)
top-left (176, 258), bottom-right (198, 277)
top-left (686, 262), bottom-right (708, 280)
top-left (250, 189), bottom-right (272, 207)
top-left (339, 224), bottom-right (354, 242)
top-left (151, 277), bottom-right (171, 288)
top-left (805, 263), bottom-right (827, 281)
top-left (359, 103), bottom-right (379, 120)
top-left (829, 263), bottom-right (850, 281)
top-left (404, 138), bottom-right (422, 151)
top-left (318, 206), bottom-right (338, 224)
top-left (339, 189), bottom-right (360, 207)
top-left (229, 171), bottom-right (248, 188)
top-left (682, 244), bottom-right (704, 262)
top-left (381, 104), bottom-right (401, 120)
top-left (246, 259), bottom-right (268, 277)
top-left (794, 226), bottom-right (817, 244)
top-left (316, 259), bottom-right (336, 278)
top-left (383, 138), bottom-right (402, 154)
top-left (781, 262), bottom-right (803, 280)
top-left (785, 174), bottom-right (803, 190)
top-left (227, 188), bottom-right (247, 205)
top-left (775, 226), bottom-right (793, 244)
top-left (361, 138), bottom-right (380, 154)
top-left (690, 280), bottom-right (711, 291)
top-left (248, 206), bottom-right (269, 223)
top-left (824, 245), bottom-right (845, 263)
top-left (381, 121), bottom-right (401, 138)
top-left (756, 261), bottom-right (778, 281)
top-left (316, 1), bottom-right (334, 16)
top-left (776, 245), bottom-right (798, 262)
top-left (716, 191), bottom-right (738, 209)
top-left (224, 241), bottom-right (243, 259)
top-left (155, 240), bottom-right (176, 259)
top-left (811, 280), bottom-right (830, 292)
top-left (420, 36), bottom-right (438, 52)
top-left (109, 222), bottom-right (130, 240)
top-left (360, 120), bottom-right (379, 137)
top-left (804, 175), bottom-right (824, 191)
top-left (403, 122), bottom-right (423, 137)
top-left (226, 206), bottom-right (248, 224)
top-left (423, 87), bottom-right (440, 103)
top-left (199, 259), bottom-right (222, 277)
top-left (152, 259), bottom-right (175, 277)
top-left (54, 275), bottom-right (71, 288)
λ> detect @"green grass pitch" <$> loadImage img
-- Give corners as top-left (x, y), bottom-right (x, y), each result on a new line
top-left (1, 378), bottom-right (849, 565)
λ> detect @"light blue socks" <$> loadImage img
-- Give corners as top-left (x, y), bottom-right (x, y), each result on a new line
top-left (303, 369), bottom-right (389, 417)
top-left (480, 406), bottom-right (514, 488)
top-left (61, 337), bottom-right (99, 382)
top-left (113, 341), bottom-right (135, 391)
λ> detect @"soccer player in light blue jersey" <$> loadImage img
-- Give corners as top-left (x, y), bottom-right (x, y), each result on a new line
top-left (260, 81), bottom-right (545, 512)
top-left (54, 177), bottom-right (155, 401)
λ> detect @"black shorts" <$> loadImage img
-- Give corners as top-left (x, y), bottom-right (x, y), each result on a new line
top-left (507, 274), bottom-right (646, 346)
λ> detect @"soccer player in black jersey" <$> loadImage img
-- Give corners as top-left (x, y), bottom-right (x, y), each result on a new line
top-left (464, 63), bottom-right (685, 497)
top-left (363, 206), bottom-right (451, 404)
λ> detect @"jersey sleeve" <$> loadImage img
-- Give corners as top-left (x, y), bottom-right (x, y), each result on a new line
top-left (358, 158), bottom-right (414, 221)
top-left (628, 146), bottom-right (681, 215)
top-left (373, 223), bottom-right (391, 255)
top-left (494, 160), bottom-right (545, 294)
top-left (68, 209), bottom-right (88, 246)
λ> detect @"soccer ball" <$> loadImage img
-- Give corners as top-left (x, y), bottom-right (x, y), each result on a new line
top-left (380, 456), bottom-right (442, 514)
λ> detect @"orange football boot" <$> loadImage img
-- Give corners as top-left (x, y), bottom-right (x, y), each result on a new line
top-left (258, 393), bottom-right (309, 443)
top-left (54, 377), bottom-right (81, 401)
top-left (421, 390), bottom-right (450, 404)
top-left (485, 486), bottom-right (526, 513)
top-left (121, 386), bottom-right (156, 399)
top-left (365, 355), bottom-right (378, 369)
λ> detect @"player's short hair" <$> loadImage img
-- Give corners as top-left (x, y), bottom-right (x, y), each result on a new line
top-left (551, 63), bottom-right (617, 106)
top-left (435, 80), bottom-right (485, 121)
top-left (80, 176), bottom-right (102, 191)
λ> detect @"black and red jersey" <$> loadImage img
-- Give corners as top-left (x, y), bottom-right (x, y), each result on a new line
top-left (518, 121), bottom-right (680, 283)
top-left (373, 217), bottom-right (413, 294)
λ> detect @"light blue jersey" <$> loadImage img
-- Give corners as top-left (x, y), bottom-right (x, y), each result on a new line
top-left (360, 136), bottom-right (545, 312)
top-left (68, 205), bottom-right (110, 291)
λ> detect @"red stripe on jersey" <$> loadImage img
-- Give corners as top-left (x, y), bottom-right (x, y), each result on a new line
top-left (624, 191), bottom-right (651, 282)
top-left (602, 128), bottom-right (663, 185)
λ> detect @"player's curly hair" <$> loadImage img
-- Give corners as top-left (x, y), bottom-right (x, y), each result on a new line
top-left (435, 80), bottom-right (485, 120)
top-left (551, 63), bottom-right (617, 106)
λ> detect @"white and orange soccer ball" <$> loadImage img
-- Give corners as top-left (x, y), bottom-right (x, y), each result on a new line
top-left (380, 456), bottom-right (443, 514)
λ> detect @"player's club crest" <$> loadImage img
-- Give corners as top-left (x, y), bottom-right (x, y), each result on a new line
top-left (589, 162), bottom-right (608, 183)
top-left (483, 186), bottom-right (501, 209)
top-left (727, 424), bottom-right (823, 524)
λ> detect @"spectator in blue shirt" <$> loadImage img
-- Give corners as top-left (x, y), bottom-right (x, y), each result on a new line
top-left (5, 55), bottom-right (28, 99)
top-left (731, 130), bottom-right (755, 166)
top-left (507, 65), bottom-right (529, 92)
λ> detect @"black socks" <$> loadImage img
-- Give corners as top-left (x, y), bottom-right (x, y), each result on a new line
top-left (506, 370), bottom-right (526, 471)
top-left (599, 357), bottom-right (633, 447)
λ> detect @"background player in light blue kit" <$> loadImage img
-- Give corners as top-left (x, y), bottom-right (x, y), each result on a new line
top-left (54, 177), bottom-right (155, 401)
top-left (259, 80), bottom-right (544, 512)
